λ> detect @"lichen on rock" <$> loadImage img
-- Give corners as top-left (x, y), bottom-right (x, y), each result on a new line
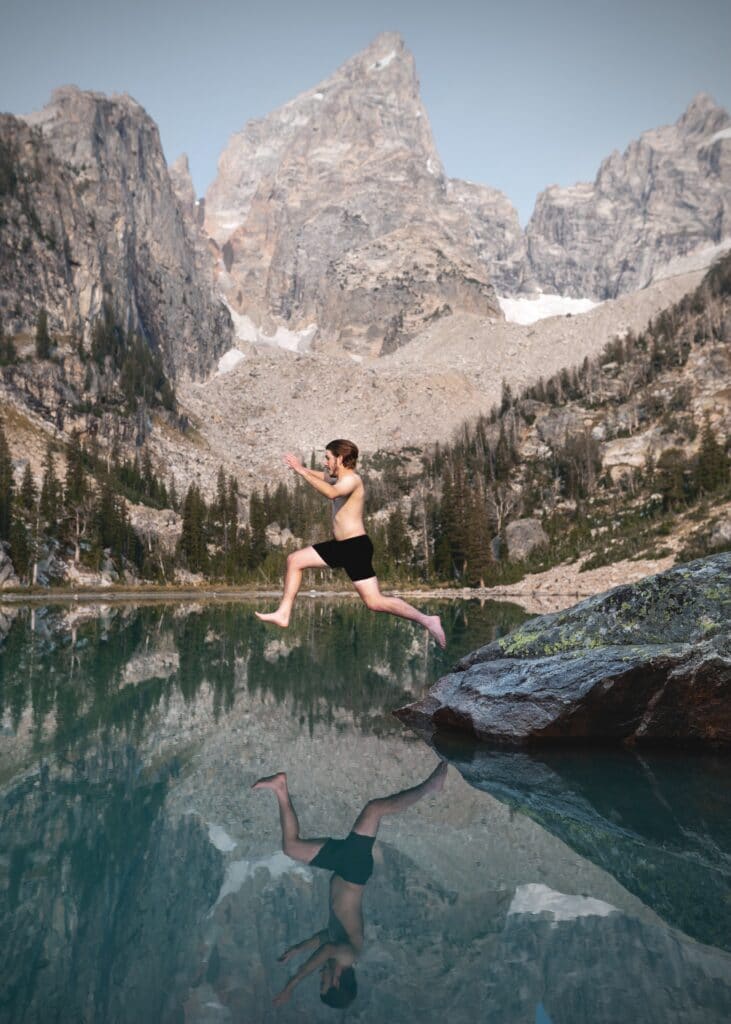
top-left (396, 552), bottom-right (731, 747)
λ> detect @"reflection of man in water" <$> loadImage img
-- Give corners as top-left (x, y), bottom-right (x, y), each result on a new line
top-left (252, 762), bottom-right (448, 1008)
top-left (255, 438), bottom-right (446, 648)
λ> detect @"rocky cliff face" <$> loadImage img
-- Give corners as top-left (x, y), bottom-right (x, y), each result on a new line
top-left (204, 33), bottom-right (502, 356)
top-left (444, 178), bottom-right (529, 294)
top-left (525, 94), bottom-right (731, 299)
top-left (2, 86), bottom-right (231, 378)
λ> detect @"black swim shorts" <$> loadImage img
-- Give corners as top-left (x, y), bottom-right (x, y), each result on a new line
top-left (309, 831), bottom-right (375, 886)
top-left (313, 534), bottom-right (376, 582)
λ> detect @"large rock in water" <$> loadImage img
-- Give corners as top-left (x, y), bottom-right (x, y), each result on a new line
top-left (396, 553), bottom-right (731, 746)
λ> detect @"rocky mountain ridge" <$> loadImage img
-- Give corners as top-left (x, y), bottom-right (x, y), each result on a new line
top-left (203, 31), bottom-right (731, 355)
top-left (526, 93), bottom-right (731, 299)
top-left (1, 86), bottom-right (231, 379)
top-left (204, 32), bottom-right (503, 356)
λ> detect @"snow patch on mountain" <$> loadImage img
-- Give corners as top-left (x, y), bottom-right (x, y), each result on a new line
top-left (499, 293), bottom-right (600, 325)
top-left (225, 305), bottom-right (317, 352)
top-left (508, 884), bottom-right (618, 922)
top-left (217, 348), bottom-right (246, 375)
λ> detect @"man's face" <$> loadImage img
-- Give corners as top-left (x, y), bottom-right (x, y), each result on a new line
top-left (324, 450), bottom-right (340, 476)
top-left (320, 959), bottom-right (339, 994)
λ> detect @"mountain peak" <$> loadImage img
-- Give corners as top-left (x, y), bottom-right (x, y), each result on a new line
top-left (677, 92), bottom-right (729, 137)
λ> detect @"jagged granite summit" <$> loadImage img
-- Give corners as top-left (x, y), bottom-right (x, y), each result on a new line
top-left (525, 94), bottom-right (731, 299)
top-left (396, 553), bottom-right (731, 746)
top-left (2, 86), bottom-right (231, 378)
top-left (204, 32), bottom-right (503, 356)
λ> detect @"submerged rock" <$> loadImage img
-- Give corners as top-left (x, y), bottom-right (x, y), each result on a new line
top-left (428, 735), bottom-right (731, 950)
top-left (396, 553), bottom-right (731, 746)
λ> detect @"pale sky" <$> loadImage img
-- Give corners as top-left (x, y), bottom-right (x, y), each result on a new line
top-left (1, 0), bottom-right (729, 223)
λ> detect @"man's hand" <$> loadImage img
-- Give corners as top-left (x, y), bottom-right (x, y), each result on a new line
top-left (277, 948), bottom-right (296, 963)
top-left (272, 988), bottom-right (292, 1007)
top-left (283, 452), bottom-right (305, 474)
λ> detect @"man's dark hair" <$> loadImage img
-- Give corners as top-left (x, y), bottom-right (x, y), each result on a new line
top-left (326, 439), bottom-right (359, 469)
top-left (320, 967), bottom-right (358, 1008)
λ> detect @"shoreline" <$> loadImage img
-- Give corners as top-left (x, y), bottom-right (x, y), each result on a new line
top-left (0, 551), bottom-right (675, 613)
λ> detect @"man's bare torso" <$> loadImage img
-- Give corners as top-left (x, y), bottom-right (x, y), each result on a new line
top-left (327, 471), bottom-right (366, 541)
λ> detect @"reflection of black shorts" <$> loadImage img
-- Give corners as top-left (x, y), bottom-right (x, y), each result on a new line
top-left (309, 832), bottom-right (375, 886)
top-left (313, 534), bottom-right (376, 582)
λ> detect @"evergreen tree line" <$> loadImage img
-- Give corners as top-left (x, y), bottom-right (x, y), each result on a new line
top-left (0, 423), bottom-right (144, 583)
top-left (87, 304), bottom-right (176, 413)
top-left (413, 253), bottom-right (731, 584)
top-left (0, 304), bottom-right (177, 414)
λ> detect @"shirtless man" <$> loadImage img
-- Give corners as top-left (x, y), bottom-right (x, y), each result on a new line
top-left (255, 438), bottom-right (446, 648)
top-left (252, 762), bottom-right (448, 1008)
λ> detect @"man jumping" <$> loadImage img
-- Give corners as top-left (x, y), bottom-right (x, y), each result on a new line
top-left (255, 438), bottom-right (446, 648)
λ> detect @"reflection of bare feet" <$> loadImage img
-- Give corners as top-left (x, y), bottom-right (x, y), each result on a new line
top-left (255, 609), bottom-right (290, 628)
top-left (425, 615), bottom-right (446, 649)
top-left (251, 771), bottom-right (287, 792)
top-left (425, 761), bottom-right (448, 794)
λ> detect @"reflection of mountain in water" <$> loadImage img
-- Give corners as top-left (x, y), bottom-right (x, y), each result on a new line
top-left (185, 828), bottom-right (731, 1024)
top-left (0, 745), bottom-right (222, 1024)
top-left (434, 734), bottom-right (731, 950)
top-left (3, 600), bottom-right (729, 1023)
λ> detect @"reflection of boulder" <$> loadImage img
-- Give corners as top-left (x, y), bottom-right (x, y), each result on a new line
top-left (432, 733), bottom-right (731, 951)
top-left (396, 553), bottom-right (731, 746)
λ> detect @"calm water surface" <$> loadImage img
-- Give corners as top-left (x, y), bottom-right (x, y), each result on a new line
top-left (1, 599), bottom-right (730, 1024)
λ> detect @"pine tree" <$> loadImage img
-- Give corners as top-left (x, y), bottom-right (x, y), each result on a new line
top-left (18, 462), bottom-right (36, 513)
top-left (39, 444), bottom-right (62, 535)
top-left (248, 490), bottom-right (267, 568)
top-left (0, 316), bottom-right (17, 365)
top-left (695, 418), bottom-right (729, 495)
top-left (179, 483), bottom-right (208, 572)
top-left (464, 483), bottom-right (492, 587)
top-left (35, 309), bottom-right (52, 359)
top-left (656, 449), bottom-right (688, 509)
top-left (385, 507), bottom-right (411, 577)
top-left (9, 516), bottom-right (30, 579)
top-left (0, 418), bottom-right (14, 540)
top-left (63, 434), bottom-right (91, 563)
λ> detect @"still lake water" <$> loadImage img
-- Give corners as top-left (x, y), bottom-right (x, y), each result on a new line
top-left (1, 598), bottom-right (730, 1024)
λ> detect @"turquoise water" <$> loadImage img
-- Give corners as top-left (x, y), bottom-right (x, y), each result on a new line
top-left (1, 599), bottom-right (730, 1024)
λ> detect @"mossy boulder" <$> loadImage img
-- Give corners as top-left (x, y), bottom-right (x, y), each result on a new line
top-left (396, 553), bottom-right (731, 746)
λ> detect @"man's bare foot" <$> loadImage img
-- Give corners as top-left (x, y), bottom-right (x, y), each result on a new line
top-left (255, 609), bottom-right (290, 628)
top-left (424, 761), bottom-right (448, 794)
top-left (251, 771), bottom-right (287, 792)
top-left (424, 615), bottom-right (446, 649)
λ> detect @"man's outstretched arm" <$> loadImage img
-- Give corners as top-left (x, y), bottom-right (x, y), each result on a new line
top-left (284, 454), bottom-right (357, 500)
top-left (278, 929), bottom-right (328, 963)
top-left (272, 943), bottom-right (335, 1005)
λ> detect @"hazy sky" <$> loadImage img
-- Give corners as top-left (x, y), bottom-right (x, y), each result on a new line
top-left (1, 0), bottom-right (729, 222)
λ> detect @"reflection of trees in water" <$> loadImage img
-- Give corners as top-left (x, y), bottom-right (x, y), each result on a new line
top-left (0, 599), bottom-right (527, 755)
top-left (0, 744), bottom-right (222, 1024)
